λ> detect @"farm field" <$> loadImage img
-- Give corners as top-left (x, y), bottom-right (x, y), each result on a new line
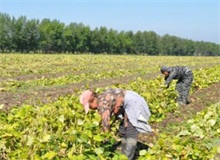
top-left (0, 54), bottom-right (220, 160)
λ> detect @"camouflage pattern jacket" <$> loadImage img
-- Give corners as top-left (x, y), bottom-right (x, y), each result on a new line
top-left (97, 88), bottom-right (126, 132)
top-left (163, 66), bottom-right (192, 86)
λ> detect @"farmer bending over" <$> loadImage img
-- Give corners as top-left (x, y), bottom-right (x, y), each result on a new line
top-left (160, 66), bottom-right (194, 106)
top-left (79, 88), bottom-right (152, 160)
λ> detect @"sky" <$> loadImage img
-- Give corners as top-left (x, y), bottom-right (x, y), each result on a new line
top-left (0, 0), bottom-right (220, 44)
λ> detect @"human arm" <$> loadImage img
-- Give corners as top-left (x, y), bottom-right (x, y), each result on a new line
top-left (100, 109), bottom-right (111, 132)
top-left (98, 88), bottom-right (125, 131)
top-left (164, 69), bottom-right (177, 88)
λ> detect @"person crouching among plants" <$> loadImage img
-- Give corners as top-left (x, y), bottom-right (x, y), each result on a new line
top-left (79, 88), bottom-right (152, 160)
top-left (160, 66), bottom-right (194, 106)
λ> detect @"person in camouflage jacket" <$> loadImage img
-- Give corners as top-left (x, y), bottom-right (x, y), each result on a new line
top-left (79, 88), bottom-right (151, 160)
top-left (160, 66), bottom-right (194, 106)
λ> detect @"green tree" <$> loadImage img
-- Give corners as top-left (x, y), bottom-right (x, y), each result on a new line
top-left (38, 18), bottom-right (52, 53)
top-left (133, 31), bottom-right (145, 54)
top-left (49, 20), bottom-right (65, 53)
top-left (124, 31), bottom-right (135, 54)
top-left (99, 26), bottom-right (109, 53)
top-left (89, 27), bottom-right (101, 53)
top-left (181, 40), bottom-right (195, 56)
top-left (39, 19), bottom-right (65, 53)
top-left (11, 16), bottom-right (27, 52)
top-left (106, 29), bottom-right (119, 54)
top-left (0, 13), bottom-right (12, 52)
top-left (64, 23), bottom-right (90, 53)
top-left (1, 12), bottom-right (220, 55)
top-left (89, 27), bottom-right (109, 54)
top-left (160, 34), bottom-right (183, 55)
top-left (23, 19), bottom-right (40, 52)
top-left (142, 31), bottom-right (160, 55)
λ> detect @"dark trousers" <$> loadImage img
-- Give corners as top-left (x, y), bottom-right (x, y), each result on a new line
top-left (176, 72), bottom-right (193, 104)
top-left (118, 121), bottom-right (139, 160)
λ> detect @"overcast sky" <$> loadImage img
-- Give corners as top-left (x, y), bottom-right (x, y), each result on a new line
top-left (0, 0), bottom-right (219, 44)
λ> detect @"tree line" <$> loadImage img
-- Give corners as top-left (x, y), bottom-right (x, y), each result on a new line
top-left (0, 12), bottom-right (219, 56)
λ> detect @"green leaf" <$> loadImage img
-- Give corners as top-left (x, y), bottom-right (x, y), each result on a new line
top-left (187, 119), bottom-right (195, 124)
top-left (178, 130), bottom-right (190, 136)
top-left (77, 119), bottom-right (84, 125)
top-left (190, 124), bottom-right (199, 132)
top-left (171, 144), bottom-right (183, 152)
top-left (72, 130), bottom-right (77, 134)
top-left (26, 136), bottom-right (34, 146)
top-left (41, 134), bottom-right (51, 142)
top-left (95, 147), bottom-right (104, 155)
top-left (193, 128), bottom-right (204, 138)
top-left (41, 151), bottom-right (57, 159)
top-left (2, 133), bottom-right (13, 138)
top-left (204, 111), bottom-right (213, 120)
top-left (93, 135), bottom-right (105, 142)
top-left (61, 142), bottom-right (67, 148)
top-left (158, 108), bottom-right (164, 114)
top-left (165, 154), bottom-right (173, 158)
top-left (207, 119), bottom-right (216, 126)
top-left (80, 133), bottom-right (89, 142)
top-left (158, 139), bottom-right (165, 146)
top-left (85, 130), bottom-right (92, 138)
top-left (139, 149), bottom-right (147, 156)
top-left (93, 120), bottom-right (99, 126)
top-left (34, 154), bottom-right (41, 160)
top-left (87, 154), bottom-right (97, 160)
top-left (58, 115), bottom-right (65, 123)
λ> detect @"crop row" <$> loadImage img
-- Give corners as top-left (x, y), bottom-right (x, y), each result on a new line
top-left (0, 65), bottom-right (220, 159)
top-left (1, 54), bottom-right (220, 79)
top-left (139, 102), bottom-right (220, 160)
top-left (0, 65), bottom-right (154, 92)
top-left (1, 55), bottom-right (220, 94)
